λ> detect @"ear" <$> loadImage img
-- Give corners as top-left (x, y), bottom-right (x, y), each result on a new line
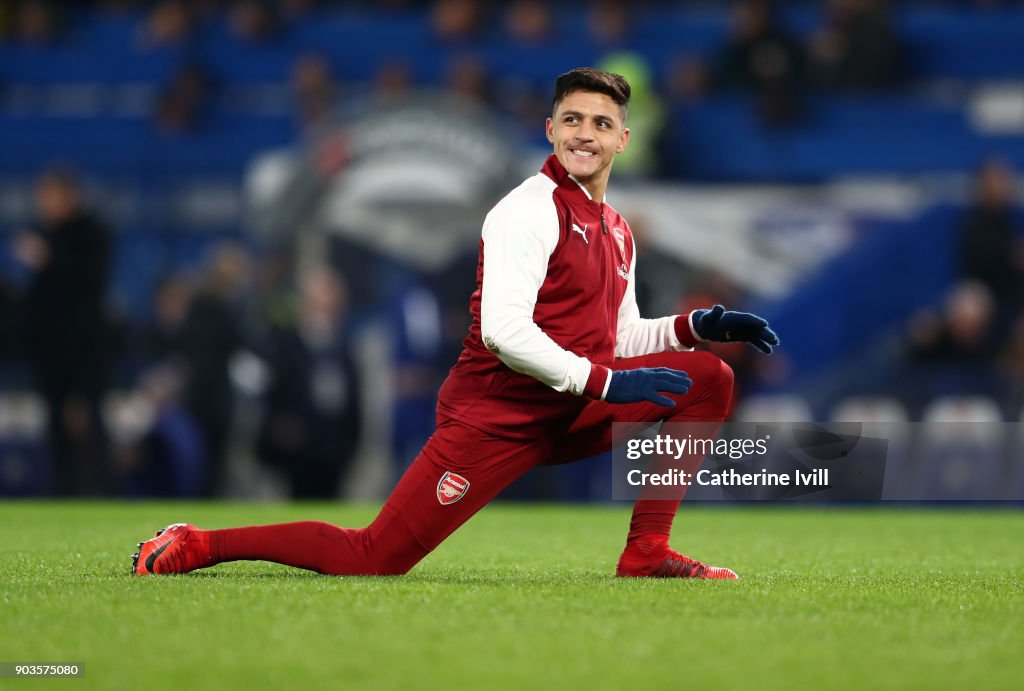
top-left (545, 117), bottom-right (554, 144)
top-left (615, 127), bottom-right (630, 154)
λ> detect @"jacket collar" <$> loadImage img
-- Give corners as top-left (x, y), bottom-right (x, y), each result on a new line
top-left (540, 154), bottom-right (602, 204)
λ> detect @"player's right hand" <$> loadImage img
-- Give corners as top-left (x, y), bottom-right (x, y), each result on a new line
top-left (605, 367), bottom-right (692, 407)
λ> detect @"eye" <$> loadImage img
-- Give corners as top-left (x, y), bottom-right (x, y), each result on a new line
top-left (563, 115), bottom-right (578, 124)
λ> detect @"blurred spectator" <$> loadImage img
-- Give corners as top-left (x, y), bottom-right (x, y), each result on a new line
top-left (389, 283), bottom-right (443, 475)
top-left (291, 53), bottom-right (338, 131)
top-left (13, 0), bottom-right (61, 44)
top-left (429, 247), bottom-right (479, 372)
top-left (444, 54), bottom-right (495, 107)
top-left (628, 213), bottom-right (691, 319)
top-left (598, 52), bottom-right (663, 177)
top-left (180, 242), bottom-right (249, 496)
top-left (431, 0), bottom-right (482, 41)
top-left (117, 365), bottom-right (206, 498)
top-left (113, 272), bottom-right (204, 497)
top-left (154, 64), bottom-right (214, 134)
top-left (256, 266), bottom-right (361, 499)
top-left (664, 55), bottom-right (710, 106)
top-left (494, 76), bottom-right (548, 137)
top-left (588, 0), bottom-right (629, 47)
top-left (908, 281), bottom-right (999, 365)
top-left (374, 61), bottom-right (413, 100)
top-left (0, 277), bottom-right (22, 359)
top-left (138, 273), bottom-right (193, 367)
top-left (11, 167), bottom-right (112, 496)
top-left (810, 0), bottom-right (904, 90)
top-left (504, 0), bottom-right (551, 44)
top-left (711, 0), bottom-right (807, 125)
top-left (139, 0), bottom-right (194, 50)
top-left (249, 245), bottom-right (298, 336)
top-left (228, 0), bottom-right (279, 43)
top-left (959, 157), bottom-right (1024, 328)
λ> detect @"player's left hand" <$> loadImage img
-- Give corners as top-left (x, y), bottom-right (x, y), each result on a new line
top-left (692, 304), bottom-right (780, 354)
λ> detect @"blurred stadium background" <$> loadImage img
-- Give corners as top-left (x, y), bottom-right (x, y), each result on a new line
top-left (2, 0), bottom-right (1024, 502)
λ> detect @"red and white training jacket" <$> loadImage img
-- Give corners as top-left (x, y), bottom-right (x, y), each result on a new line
top-left (437, 154), bottom-right (701, 436)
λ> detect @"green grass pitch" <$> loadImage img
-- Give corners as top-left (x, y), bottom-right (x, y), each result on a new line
top-left (1, 502), bottom-right (1022, 690)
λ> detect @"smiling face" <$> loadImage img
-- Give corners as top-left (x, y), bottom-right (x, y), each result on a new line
top-left (546, 89), bottom-right (629, 201)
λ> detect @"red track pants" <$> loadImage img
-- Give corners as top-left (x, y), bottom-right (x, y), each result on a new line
top-left (207, 351), bottom-right (734, 575)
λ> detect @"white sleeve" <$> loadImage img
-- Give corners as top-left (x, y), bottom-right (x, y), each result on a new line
top-left (479, 198), bottom-right (599, 396)
top-left (615, 248), bottom-right (693, 357)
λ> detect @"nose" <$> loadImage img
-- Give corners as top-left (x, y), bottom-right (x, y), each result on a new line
top-left (575, 120), bottom-right (596, 142)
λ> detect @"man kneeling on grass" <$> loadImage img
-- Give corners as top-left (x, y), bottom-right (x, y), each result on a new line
top-left (132, 67), bottom-right (778, 580)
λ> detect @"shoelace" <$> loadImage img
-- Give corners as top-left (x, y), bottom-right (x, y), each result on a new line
top-left (650, 551), bottom-right (709, 578)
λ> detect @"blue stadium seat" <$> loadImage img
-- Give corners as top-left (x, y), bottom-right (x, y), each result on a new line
top-left (0, 392), bottom-right (50, 497)
top-left (917, 396), bottom-right (1006, 501)
top-left (899, 9), bottom-right (1024, 80)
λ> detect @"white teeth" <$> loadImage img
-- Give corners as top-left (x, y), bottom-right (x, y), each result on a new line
top-left (572, 150), bottom-right (595, 157)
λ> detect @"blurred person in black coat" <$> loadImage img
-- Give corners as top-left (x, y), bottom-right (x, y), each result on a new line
top-left (140, 272), bottom-right (192, 365)
top-left (12, 167), bottom-right (112, 496)
top-left (909, 281), bottom-right (1000, 366)
top-left (256, 266), bottom-right (362, 499)
top-left (810, 0), bottom-right (904, 91)
top-left (180, 243), bottom-right (249, 497)
top-left (959, 158), bottom-right (1024, 333)
top-left (905, 280), bottom-right (1004, 405)
top-left (0, 276), bottom-right (21, 360)
top-left (711, 0), bottom-right (807, 125)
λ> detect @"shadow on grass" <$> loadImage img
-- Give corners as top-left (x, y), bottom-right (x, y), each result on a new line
top-left (124, 567), bottom-right (616, 587)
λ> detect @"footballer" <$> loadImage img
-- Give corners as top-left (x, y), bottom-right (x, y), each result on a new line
top-left (132, 67), bottom-right (778, 580)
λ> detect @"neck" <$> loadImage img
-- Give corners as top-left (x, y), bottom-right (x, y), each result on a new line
top-left (569, 173), bottom-right (608, 203)
top-left (584, 179), bottom-right (607, 202)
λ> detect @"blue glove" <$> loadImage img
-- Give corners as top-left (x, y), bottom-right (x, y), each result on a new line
top-left (605, 367), bottom-right (692, 407)
top-left (692, 304), bottom-right (780, 354)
